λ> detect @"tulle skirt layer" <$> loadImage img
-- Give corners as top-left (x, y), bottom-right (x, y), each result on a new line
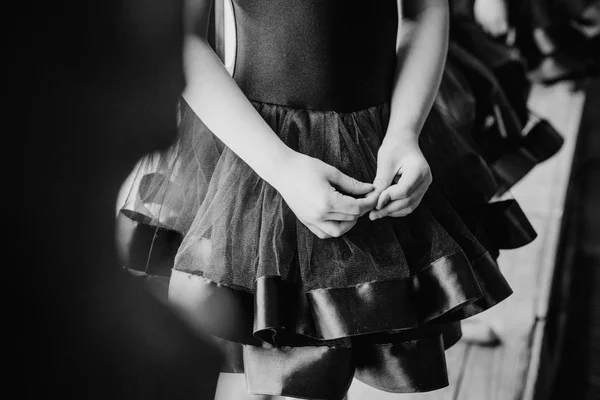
top-left (118, 98), bottom-right (536, 399)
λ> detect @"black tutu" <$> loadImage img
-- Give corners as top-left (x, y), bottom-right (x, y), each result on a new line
top-left (118, 98), bottom-right (536, 399)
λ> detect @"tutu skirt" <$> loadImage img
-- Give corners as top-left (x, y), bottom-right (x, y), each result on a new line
top-left (118, 97), bottom-right (536, 399)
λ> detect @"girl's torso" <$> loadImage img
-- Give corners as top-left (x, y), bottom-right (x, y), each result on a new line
top-left (231, 0), bottom-right (399, 111)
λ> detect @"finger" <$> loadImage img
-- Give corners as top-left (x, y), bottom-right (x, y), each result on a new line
top-left (355, 190), bottom-right (380, 216)
top-left (372, 165), bottom-right (398, 210)
top-left (369, 180), bottom-right (429, 220)
top-left (372, 163), bottom-right (397, 193)
top-left (329, 191), bottom-right (361, 215)
top-left (371, 181), bottom-right (428, 219)
top-left (378, 167), bottom-right (429, 209)
top-left (330, 189), bottom-right (378, 215)
top-left (326, 212), bottom-right (358, 222)
top-left (387, 186), bottom-right (428, 218)
top-left (375, 191), bottom-right (391, 212)
top-left (328, 168), bottom-right (373, 196)
top-left (331, 189), bottom-right (379, 216)
top-left (319, 220), bottom-right (357, 238)
top-left (370, 194), bottom-right (422, 220)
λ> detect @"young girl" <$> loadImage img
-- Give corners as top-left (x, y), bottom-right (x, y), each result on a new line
top-left (119, 0), bottom-right (536, 398)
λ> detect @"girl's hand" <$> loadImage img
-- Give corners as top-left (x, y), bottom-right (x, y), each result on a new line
top-left (369, 135), bottom-right (432, 220)
top-left (275, 153), bottom-right (378, 239)
top-left (474, 0), bottom-right (509, 37)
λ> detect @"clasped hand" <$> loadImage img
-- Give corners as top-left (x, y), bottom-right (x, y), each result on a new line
top-left (276, 137), bottom-right (431, 239)
top-left (369, 135), bottom-right (432, 221)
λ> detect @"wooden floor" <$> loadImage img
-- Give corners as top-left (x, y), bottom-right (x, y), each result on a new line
top-left (347, 82), bottom-right (586, 400)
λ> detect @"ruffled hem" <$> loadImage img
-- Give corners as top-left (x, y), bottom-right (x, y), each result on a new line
top-left (207, 325), bottom-right (462, 398)
top-left (241, 335), bottom-right (450, 400)
top-left (167, 245), bottom-right (510, 345)
top-left (116, 209), bottom-right (182, 277)
top-left (490, 118), bottom-right (565, 189)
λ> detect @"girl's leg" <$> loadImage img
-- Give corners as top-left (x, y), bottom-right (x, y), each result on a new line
top-left (460, 317), bottom-right (502, 346)
top-left (214, 373), bottom-right (274, 400)
top-left (214, 375), bottom-right (342, 400)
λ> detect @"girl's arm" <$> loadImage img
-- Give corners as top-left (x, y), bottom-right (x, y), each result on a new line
top-left (182, 0), bottom-right (375, 238)
top-left (370, 0), bottom-right (449, 219)
top-left (386, 0), bottom-right (449, 139)
top-left (182, 0), bottom-right (295, 185)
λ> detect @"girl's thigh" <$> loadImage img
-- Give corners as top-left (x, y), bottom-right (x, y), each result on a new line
top-left (214, 373), bottom-right (276, 400)
top-left (214, 372), bottom-right (347, 400)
